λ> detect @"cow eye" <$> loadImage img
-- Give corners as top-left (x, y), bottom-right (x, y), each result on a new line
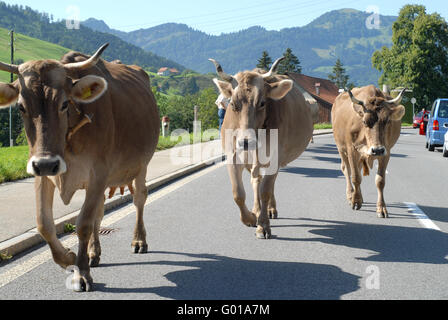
top-left (259, 101), bottom-right (266, 109)
top-left (17, 103), bottom-right (26, 114)
top-left (60, 101), bottom-right (69, 113)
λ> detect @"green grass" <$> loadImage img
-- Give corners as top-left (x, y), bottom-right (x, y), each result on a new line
top-left (0, 27), bottom-right (70, 82)
top-left (0, 251), bottom-right (13, 262)
top-left (314, 123), bottom-right (333, 130)
top-left (64, 223), bottom-right (76, 234)
top-left (0, 146), bottom-right (31, 184)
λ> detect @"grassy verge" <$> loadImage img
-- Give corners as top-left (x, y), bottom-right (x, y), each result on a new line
top-left (0, 146), bottom-right (31, 184)
top-left (0, 134), bottom-right (219, 184)
top-left (314, 123), bottom-right (333, 130)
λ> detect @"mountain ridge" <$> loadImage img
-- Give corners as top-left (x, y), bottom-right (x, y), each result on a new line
top-left (83, 9), bottom-right (397, 85)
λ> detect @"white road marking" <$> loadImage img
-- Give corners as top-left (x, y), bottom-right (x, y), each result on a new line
top-left (0, 162), bottom-right (225, 289)
top-left (404, 202), bottom-right (441, 231)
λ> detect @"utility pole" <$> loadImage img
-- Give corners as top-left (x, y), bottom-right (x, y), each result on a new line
top-left (8, 30), bottom-right (14, 147)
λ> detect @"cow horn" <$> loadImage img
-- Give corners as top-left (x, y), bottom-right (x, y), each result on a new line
top-left (386, 88), bottom-right (407, 105)
top-left (208, 58), bottom-right (238, 88)
top-left (64, 43), bottom-right (109, 73)
top-left (346, 88), bottom-right (366, 109)
top-left (0, 61), bottom-right (19, 75)
top-left (262, 57), bottom-right (285, 78)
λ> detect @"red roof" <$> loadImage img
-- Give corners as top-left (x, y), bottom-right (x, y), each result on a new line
top-left (288, 73), bottom-right (340, 106)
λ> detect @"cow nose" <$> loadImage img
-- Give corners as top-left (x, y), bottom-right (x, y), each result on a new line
top-left (237, 139), bottom-right (257, 151)
top-left (371, 146), bottom-right (386, 156)
top-left (32, 158), bottom-right (60, 176)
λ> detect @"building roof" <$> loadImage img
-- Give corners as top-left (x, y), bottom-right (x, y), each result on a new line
top-left (287, 73), bottom-right (340, 106)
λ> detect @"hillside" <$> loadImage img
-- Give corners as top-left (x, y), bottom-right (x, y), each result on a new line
top-left (149, 71), bottom-right (216, 96)
top-left (0, 2), bottom-right (185, 73)
top-left (83, 9), bottom-right (397, 86)
top-left (0, 27), bottom-right (70, 82)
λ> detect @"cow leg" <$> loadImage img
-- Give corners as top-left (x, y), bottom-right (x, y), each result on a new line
top-left (339, 151), bottom-right (354, 204)
top-left (87, 196), bottom-right (104, 268)
top-left (250, 166), bottom-right (261, 218)
top-left (228, 164), bottom-right (257, 227)
top-left (376, 155), bottom-right (390, 218)
top-left (256, 173), bottom-right (278, 239)
top-left (268, 194), bottom-right (278, 219)
top-left (347, 151), bottom-right (363, 210)
top-left (72, 184), bottom-right (106, 292)
top-left (35, 176), bottom-right (76, 269)
top-left (131, 168), bottom-right (149, 254)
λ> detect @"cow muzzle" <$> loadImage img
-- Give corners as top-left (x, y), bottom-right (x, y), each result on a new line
top-left (369, 146), bottom-right (387, 157)
top-left (237, 139), bottom-right (258, 151)
top-left (27, 155), bottom-right (67, 177)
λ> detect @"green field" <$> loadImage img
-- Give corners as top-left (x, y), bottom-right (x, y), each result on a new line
top-left (0, 27), bottom-right (70, 82)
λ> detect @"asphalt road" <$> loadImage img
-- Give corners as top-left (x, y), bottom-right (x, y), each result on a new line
top-left (0, 130), bottom-right (447, 300)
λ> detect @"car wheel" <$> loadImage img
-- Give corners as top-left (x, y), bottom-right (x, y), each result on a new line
top-left (428, 144), bottom-right (435, 152)
top-left (443, 145), bottom-right (448, 158)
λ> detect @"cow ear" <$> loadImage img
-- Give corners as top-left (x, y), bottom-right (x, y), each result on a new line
top-left (352, 104), bottom-right (365, 118)
top-left (213, 78), bottom-right (233, 99)
top-left (0, 83), bottom-right (19, 108)
top-left (71, 75), bottom-right (108, 104)
top-left (267, 80), bottom-right (293, 100)
top-left (390, 105), bottom-right (405, 121)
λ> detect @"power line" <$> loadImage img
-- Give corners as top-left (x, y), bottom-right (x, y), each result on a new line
top-left (110, 0), bottom-right (328, 31)
top-left (201, 0), bottom-right (365, 34)
top-left (203, 0), bottom-right (367, 34)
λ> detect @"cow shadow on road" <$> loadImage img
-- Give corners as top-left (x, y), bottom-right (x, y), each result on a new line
top-left (274, 218), bottom-right (448, 265)
top-left (97, 252), bottom-right (360, 299)
top-left (306, 145), bottom-right (340, 156)
top-left (281, 166), bottom-right (343, 179)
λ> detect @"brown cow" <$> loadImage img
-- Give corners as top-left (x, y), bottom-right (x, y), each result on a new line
top-left (210, 58), bottom-right (313, 239)
top-left (332, 85), bottom-right (406, 218)
top-left (0, 44), bottom-right (160, 291)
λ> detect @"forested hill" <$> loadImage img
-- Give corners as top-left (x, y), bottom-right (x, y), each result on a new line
top-left (84, 9), bottom-right (397, 86)
top-left (0, 2), bottom-right (185, 72)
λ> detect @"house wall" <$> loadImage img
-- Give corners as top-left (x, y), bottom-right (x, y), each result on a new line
top-left (318, 103), bottom-right (332, 123)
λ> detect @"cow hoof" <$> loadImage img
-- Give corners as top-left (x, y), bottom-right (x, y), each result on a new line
top-left (255, 226), bottom-right (271, 240)
top-left (72, 274), bottom-right (94, 293)
top-left (89, 256), bottom-right (101, 268)
top-left (377, 207), bottom-right (389, 219)
top-left (241, 212), bottom-right (257, 228)
top-left (351, 201), bottom-right (362, 211)
top-left (268, 209), bottom-right (278, 220)
top-left (132, 242), bottom-right (148, 254)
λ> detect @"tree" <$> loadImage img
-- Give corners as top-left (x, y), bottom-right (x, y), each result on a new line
top-left (277, 48), bottom-right (302, 75)
top-left (372, 5), bottom-right (448, 106)
top-left (328, 58), bottom-right (350, 89)
top-left (256, 51), bottom-right (272, 71)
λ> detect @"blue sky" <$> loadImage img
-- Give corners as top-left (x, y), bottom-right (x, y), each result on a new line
top-left (2, 0), bottom-right (447, 35)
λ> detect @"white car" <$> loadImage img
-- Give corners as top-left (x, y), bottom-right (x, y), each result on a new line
top-left (444, 131), bottom-right (448, 157)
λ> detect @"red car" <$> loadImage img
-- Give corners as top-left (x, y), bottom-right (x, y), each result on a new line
top-left (413, 110), bottom-right (430, 129)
